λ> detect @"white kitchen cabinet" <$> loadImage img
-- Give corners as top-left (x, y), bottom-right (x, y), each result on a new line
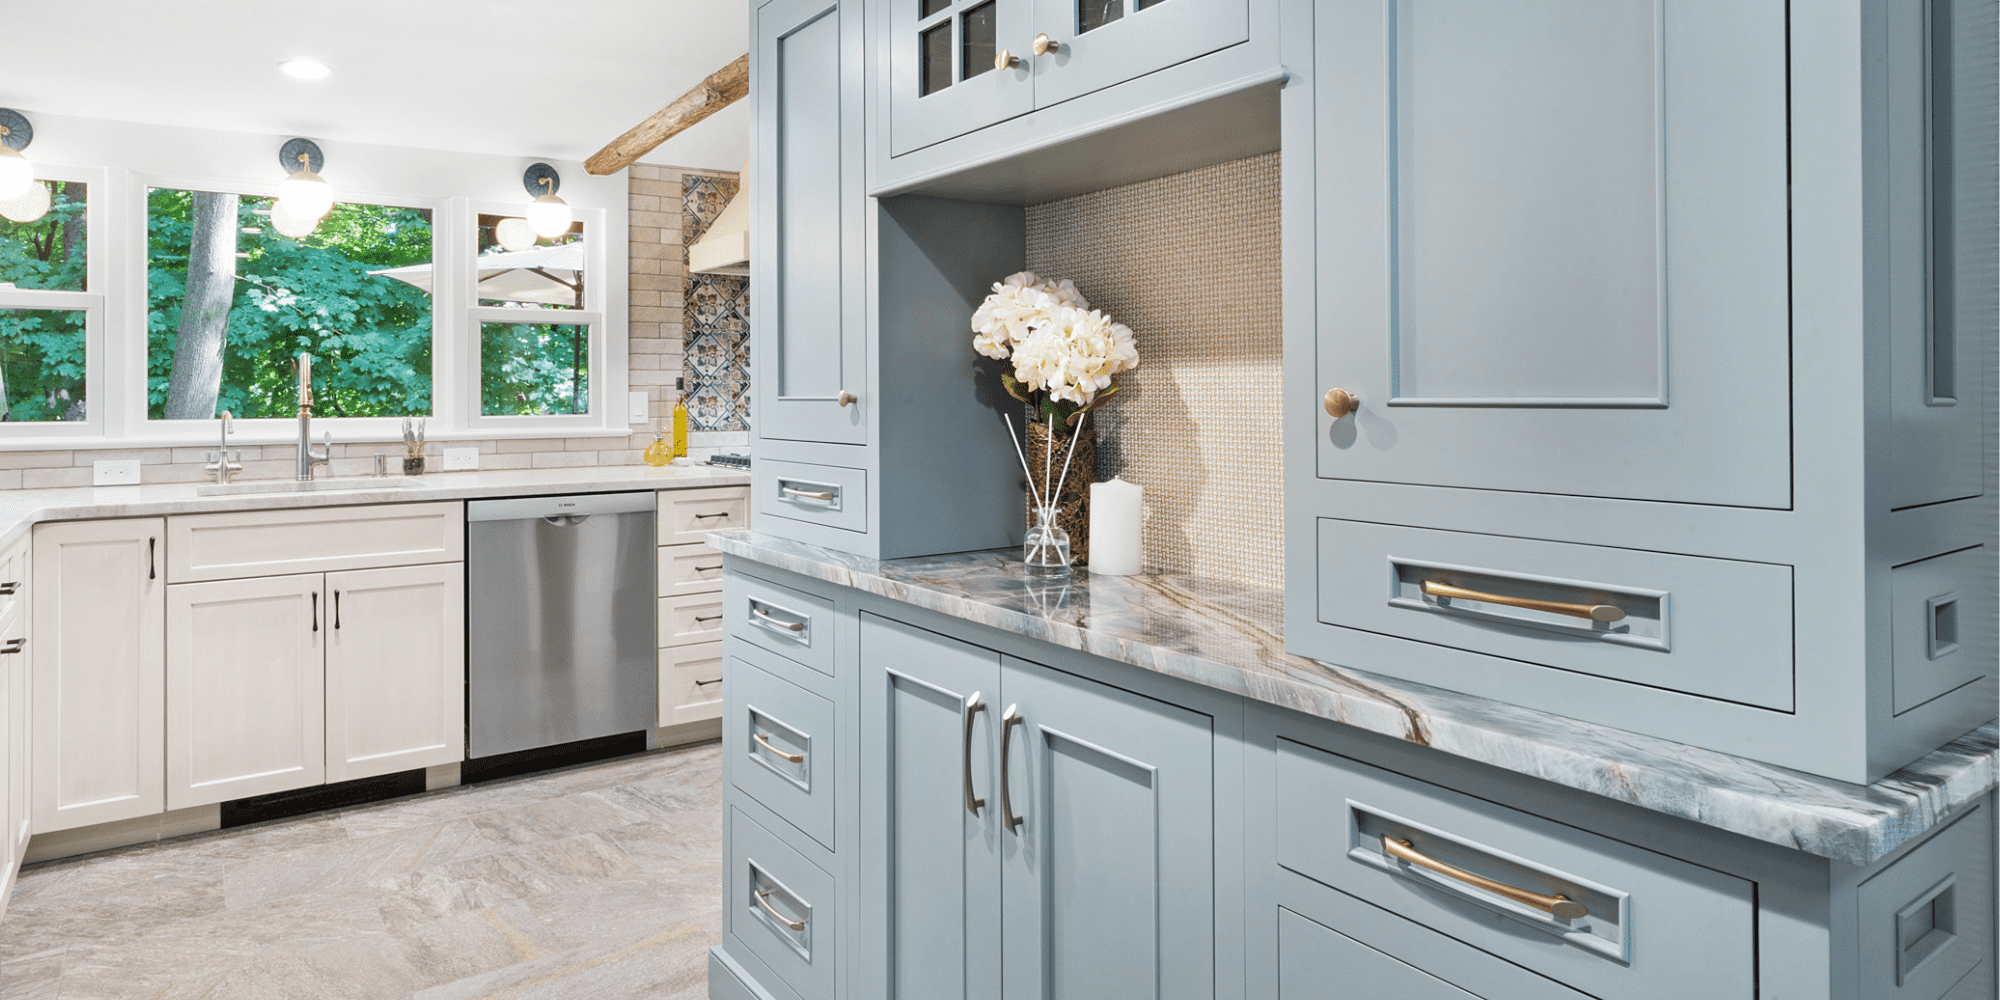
top-left (324, 563), bottom-right (464, 782)
top-left (32, 518), bottom-right (165, 833)
top-left (660, 641), bottom-right (726, 728)
top-left (165, 573), bottom-right (326, 809)
top-left (6, 615), bottom-right (26, 859)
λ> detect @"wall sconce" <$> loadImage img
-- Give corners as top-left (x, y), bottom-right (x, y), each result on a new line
top-left (277, 138), bottom-right (334, 222)
top-left (0, 109), bottom-right (48, 224)
top-left (523, 163), bottom-right (573, 239)
top-left (493, 217), bottom-right (537, 252)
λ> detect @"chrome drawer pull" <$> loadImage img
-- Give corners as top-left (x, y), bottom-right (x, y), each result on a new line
top-left (0, 582), bottom-right (20, 595)
top-left (1420, 580), bottom-right (1625, 623)
top-left (755, 888), bottom-right (806, 931)
top-left (1000, 704), bottom-right (1024, 834)
top-left (963, 691), bottom-right (986, 816)
top-left (1382, 836), bottom-right (1588, 919)
top-left (781, 487), bottom-right (836, 501)
top-left (755, 731), bottom-right (805, 764)
top-left (753, 608), bottom-right (805, 632)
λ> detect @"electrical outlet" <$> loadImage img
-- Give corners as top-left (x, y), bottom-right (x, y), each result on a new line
top-left (628, 391), bottom-right (649, 425)
top-left (92, 459), bottom-right (141, 486)
top-left (442, 447), bottom-right (479, 471)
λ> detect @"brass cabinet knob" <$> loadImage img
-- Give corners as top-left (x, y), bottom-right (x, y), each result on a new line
top-left (995, 49), bottom-right (1020, 70)
top-left (1033, 33), bottom-right (1060, 56)
top-left (837, 390), bottom-right (858, 407)
top-left (1323, 388), bottom-right (1360, 419)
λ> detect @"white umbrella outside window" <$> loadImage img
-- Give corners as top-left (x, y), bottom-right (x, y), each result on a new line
top-left (370, 241), bottom-right (585, 308)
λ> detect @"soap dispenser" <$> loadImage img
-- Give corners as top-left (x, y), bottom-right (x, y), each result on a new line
top-left (671, 376), bottom-right (690, 459)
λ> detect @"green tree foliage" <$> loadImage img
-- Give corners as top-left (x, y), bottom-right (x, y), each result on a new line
top-left (480, 321), bottom-right (588, 415)
top-left (0, 183), bottom-right (88, 421)
top-left (146, 189), bottom-right (434, 419)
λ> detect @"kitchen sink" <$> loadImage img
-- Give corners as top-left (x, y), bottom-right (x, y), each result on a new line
top-left (194, 476), bottom-right (434, 497)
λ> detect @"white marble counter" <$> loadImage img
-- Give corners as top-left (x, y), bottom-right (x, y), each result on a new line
top-left (708, 529), bottom-right (1998, 866)
top-left (0, 465), bottom-right (750, 551)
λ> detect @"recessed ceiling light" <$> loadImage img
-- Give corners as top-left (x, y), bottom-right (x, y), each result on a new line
top-left (280, 58), bottom-right (330, 80)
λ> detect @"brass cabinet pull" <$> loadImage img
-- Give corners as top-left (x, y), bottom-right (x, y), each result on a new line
top-left (752, 608), bottom-right (806, 632)
top-left (781, 487), bottom-right (836, 501)
top-left (755, 731), bottom-right (805, 764)
top-left (837, 391), bottom-right (858, 407)
top-left (994, 49), bottom-right (1020, 70)
top-left (755, 888), bottom-right (807, 931)
top-left (1419, 579), bottom-right (1625, 623)
top-left (1382, 836), bottom-right (1588, 919)
top-left (1323, 387), bottom-right (1361, 419)
top-left (963, 691), bottom-right (986, 816)
top-left (1000, 704), bottom-right (1024, 834)
top-left (1033, 32), bottom-right (1060, 56)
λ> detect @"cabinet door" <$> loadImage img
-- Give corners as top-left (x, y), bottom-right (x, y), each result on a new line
top-left (1028, 0), bottom-right (1248, 108)
top-left (998, 655), bottom-right (1213, 1000)
top-left (166, 574), bottom-right (325, 809)
top-left (325, 564), bottom-right (463, 783)
top-left (32, 518), bottom-right (165, 833)
top-left (1313, 0), bottom-right (1790, 506)
top-left (859, 613), bottom-right (1004, 1000)
top-left (889, 0), bottom-right (1037, 155)
top-left (6, 617), bottom-right (25, 856)
top-left (755, 0), bottom-right (869, 444)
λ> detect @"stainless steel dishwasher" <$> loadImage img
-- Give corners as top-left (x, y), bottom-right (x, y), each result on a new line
top-left (466, 492), bottom-right (655, 758)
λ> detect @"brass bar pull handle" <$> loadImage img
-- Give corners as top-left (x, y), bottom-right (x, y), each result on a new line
top-left (752, 608), bottom-right (805, 632)
top-left (754, 731), bottom-right (805, 764)
top-left (781, 487), bottom-right (836, 501)
top-left (1000, 704), bottom-right (1024, 834)
top-left (963, 691), bottom-right (986, 816)
top-left (1419, 580), bottom-right (1625, 623)
top-left (1382, 836), bottom-right (1588, 919)
top-left (755, 888), bottom-right (806, 931)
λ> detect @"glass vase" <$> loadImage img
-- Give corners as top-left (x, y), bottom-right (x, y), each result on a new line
top-left (1023, 508), bottom-right (1073, 578)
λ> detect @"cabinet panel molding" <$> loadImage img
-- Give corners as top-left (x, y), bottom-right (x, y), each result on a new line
top-left (324, 563), bottom-right (465, 783)
top-left (167, 502), bottom-right (464, 583)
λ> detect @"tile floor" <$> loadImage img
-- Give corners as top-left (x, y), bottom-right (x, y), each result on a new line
top-left (0, 741), bottom-right (724, 999)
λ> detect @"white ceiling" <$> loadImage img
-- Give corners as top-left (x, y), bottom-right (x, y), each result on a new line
top-left (0, 1), bottom-right (749, 172)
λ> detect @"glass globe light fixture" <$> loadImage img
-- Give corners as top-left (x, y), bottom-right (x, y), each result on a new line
top-left (269, 201), bottom-right (319, 238)
top-left (527, 192), bottom-right (572, 239)
top-left (0, 146), bottom-right (30, 201)
top-left (0, 179), bottom-right (50, 224)
top-left (279, 159), bottom-right (334, 220)
top-left (494, 217), bottom-right (537, 252)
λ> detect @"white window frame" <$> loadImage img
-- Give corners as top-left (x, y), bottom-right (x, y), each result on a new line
top-left (0, 163), bottom-right (109, 440)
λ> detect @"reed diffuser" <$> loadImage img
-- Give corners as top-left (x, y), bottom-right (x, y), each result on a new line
top-left (1005, 409), bottom-right (1089, 577)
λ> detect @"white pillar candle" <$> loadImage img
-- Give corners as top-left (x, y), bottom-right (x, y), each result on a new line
top-left (1089, 477), bottom-right (1143, 576)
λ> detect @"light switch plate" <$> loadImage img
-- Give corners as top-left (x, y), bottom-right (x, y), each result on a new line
top-left (628, 391), bottom-right (649, 425)
top-left (92, 459), bottom-right (141, 486)
top-left (441, 447), bottom-right (479, 471)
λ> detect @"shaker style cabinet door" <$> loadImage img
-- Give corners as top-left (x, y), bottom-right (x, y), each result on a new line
top-left (755, 0), bottom-right (869, 445)
top-left (1313, 0), bottom-right (1791, 506)
top-left (324, 564), bottom-right (464, 783)
top-left (1026, 0), bottom-right (1249, 108)
top-left (32, 519), bottom-right (165, 833)
top-left (165, 573), bottom-right (326, 810)
top-left (889, 0), bottom-right (1038, 155)
top-left (858, 613), bottom-right (1005, 1000)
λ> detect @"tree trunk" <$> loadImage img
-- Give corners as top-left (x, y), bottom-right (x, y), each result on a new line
top-left (58, 182), bottom-right (84, 270)
top-left (163, 192), bottom-right (238, 420)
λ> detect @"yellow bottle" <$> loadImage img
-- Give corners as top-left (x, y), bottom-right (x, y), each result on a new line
top-left (672, 377), bottom-right (690, 459)
top-left (643, 429), bottom-right (671, 467)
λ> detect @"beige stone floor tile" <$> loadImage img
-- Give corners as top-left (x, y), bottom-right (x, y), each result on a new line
top-left (409, 919), bottom-right (716, 1000)
top-left (338, 775), bottom-right (570, 840)
top-left (222, 817), bottom-right (506, 910)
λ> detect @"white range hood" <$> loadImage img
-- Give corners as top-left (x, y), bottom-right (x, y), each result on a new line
top-left (688, 163), bottom-right (749, 276)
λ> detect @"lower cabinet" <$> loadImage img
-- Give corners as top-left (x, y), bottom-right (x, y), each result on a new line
top-left (323, 564), bottom-right (464, 782)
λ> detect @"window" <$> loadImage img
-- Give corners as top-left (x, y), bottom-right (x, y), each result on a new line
top-left (472, 213), bottom-right (598, 420)
top-left (480, 320), bottom-right (589, 415)
top-left (145, 187), bottom-right (434, 420)
top-left (0, 177), bottom-right (94, 425)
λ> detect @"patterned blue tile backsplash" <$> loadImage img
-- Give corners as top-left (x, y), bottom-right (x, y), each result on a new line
top-left (683, 175), bottom-right (750, 432)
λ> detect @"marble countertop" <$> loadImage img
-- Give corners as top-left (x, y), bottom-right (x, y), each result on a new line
top-left (0, 465), bottom-right (749, 551)
top-left (708, 529), bottom-right (1998, 866)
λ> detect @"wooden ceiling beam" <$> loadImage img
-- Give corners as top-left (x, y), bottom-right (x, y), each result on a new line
top-left (585, 54), bottom-right (750, 176)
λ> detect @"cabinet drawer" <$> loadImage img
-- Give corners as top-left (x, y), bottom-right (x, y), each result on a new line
top-left (1317, 518), bottom-right (1794, 710)
top-left (1856, 802), bottom-right (1994, 1000)
top-left (658, 487), bottom-right (750, 545)
top-left (659, 642), bottom-right (725, 728)
top-left (755, 460), bottom-right (867, 535)
top-left (168, 503), bottom-right (464, 583)
top-left (660, 593), bottom-right (726, 648)
top-left (658, 542), bottom-right (727, 597)
top-left (1891, 546), bottom-right (1994, 715)
top-left (1277, 738), bottom-right (1754, 999)
top-left (727, 645), bottom-right (836, 850)
top-left (729, 805), bottom-right (835, 1000)
top-left (727, 571), bottom-right (835, 678)
top-left (1278, 905), bottom-right (1586, 1000)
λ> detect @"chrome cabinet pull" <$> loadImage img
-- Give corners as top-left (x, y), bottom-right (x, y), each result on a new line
top-left (1382, 836), bottom-right (1588, 919)
top-left (755, 731), bottom-right (805, 764)
top-left (1000, 704), bottom-right (1024, 834)
top-left (781, 487), bottom-right (836, 501)
top-left (752, 608), bottom-right (805, 632)
top-left (755, 888), bottom-right (806, 931)
top-left (0, 582), bottom-right (20, 595)
top-left (1420, 580), bottom-right (1625, 623)
top-left (963, 691), bottom-right (986, 816)
top-left (0, 637), bottom-right (26, 655)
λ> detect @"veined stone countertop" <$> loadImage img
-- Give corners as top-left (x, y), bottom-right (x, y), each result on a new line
top-left (0, 465), bottom-right (749, 551)
top-left (707, 529), bottom-right (1998, 866)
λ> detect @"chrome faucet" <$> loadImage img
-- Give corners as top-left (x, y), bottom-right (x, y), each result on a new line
top-left (296, 405), bottom-right (332, 481)
top-left (204, 411), bottom-right (243, 485)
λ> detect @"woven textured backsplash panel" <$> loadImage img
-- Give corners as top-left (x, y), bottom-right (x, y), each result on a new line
top-left (1024, 152), bottom-right (1282, 589)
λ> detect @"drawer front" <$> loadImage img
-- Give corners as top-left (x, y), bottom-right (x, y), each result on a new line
top-left (1856, 801), bottom-right (1994, 1000)
top-left (659, 642), bottom-right (725, 728)
top-left (1318, 518), bottom-right (1795, 710)
top-left (727, 571), bottom-right (836, 678)
top-left (658, 542), bottom-right (727, 597)
top-left (729, 805), bottom-right (836, 1000)
top-left (1277, 738), bottom-right (1754, 999)
top-left (168, 502), bottom-right (464, 582)
top-left (754, 460), bottom-right (867, 535)
top-left (0, 537), bottom-right (28, 632)
top-left (727, 644), bottom-right (836, 850)
top-left (1891, 546), bottom-right (1994, 715)
top-left (660, 593), bottom-right (726, 647)
top-left (658, 486), bottom-right (751, 545)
